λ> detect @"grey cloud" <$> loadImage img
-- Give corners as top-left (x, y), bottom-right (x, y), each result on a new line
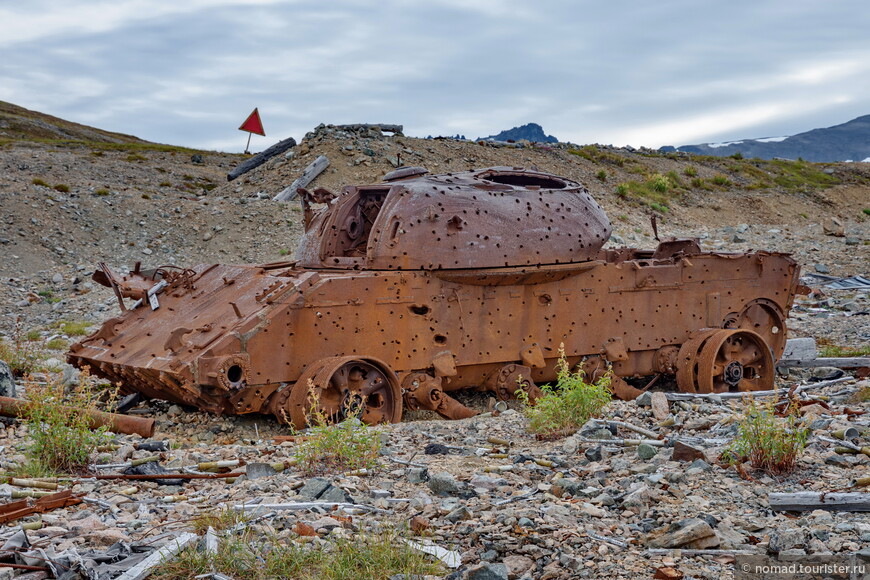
top-left (2, 0), bottom-right (870, 150)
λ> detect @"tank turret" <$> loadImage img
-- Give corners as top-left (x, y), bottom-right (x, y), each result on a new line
top-left (295, 167), bottom-right (611, 270)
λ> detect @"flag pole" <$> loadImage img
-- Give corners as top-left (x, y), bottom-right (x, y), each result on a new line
top-left (244, 132), bottom-right (252, 155)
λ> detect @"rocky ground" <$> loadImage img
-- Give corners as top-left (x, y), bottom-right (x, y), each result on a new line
top-left (1, 376), bottom-right (869, 579)
top-left (0, 124), bottom-right (869, 579)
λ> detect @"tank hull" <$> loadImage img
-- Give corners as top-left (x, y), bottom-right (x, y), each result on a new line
top-left (69, 247), bottom-right (799, 421)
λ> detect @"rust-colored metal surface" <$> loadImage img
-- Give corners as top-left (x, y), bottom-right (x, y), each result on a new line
top-left (68, 167), bottom-right (801, 428)
top-left (0, 490), bottom-right (83, 525)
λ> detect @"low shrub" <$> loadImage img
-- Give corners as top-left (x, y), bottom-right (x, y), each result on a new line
top-left (0, 319), bottom-right (44, 377)
top-left (31, 178), bottom-right (49, 187)
top-left (518, 346), bottom-right (611, 439)
top-left (596, 169), bottom-right (608, 182)
top-left (294, 387), bottom-right (382, 475)
top-left (53, 184), bottom-right (70, 193)
top-left (683, 166), bottom-right (698, 177)
top-left (710, 174), bottom-right (732, 187)
top-left (23, 371), bottom-right (115, 474)
top-left (155, 530), bottom-right (442, 580)
top-left (721, 398), bottom-right (809, 475)
top-left (58, 320), bottom-right (91, 337)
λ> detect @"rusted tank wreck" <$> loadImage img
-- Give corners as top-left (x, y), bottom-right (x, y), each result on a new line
top-left (68, 166), bottom-right (800, 428)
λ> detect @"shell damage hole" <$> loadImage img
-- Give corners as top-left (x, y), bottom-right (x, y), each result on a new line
top-left (434, 334), bottom-right (448, 345)
top-left (226, 365), bottom-right (243, 384)
top-left (538, 294), bottom-right (553, 305)
top-left (410, 304), bottom-right (431, 316)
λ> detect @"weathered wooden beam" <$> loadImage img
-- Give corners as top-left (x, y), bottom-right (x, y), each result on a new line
top-left (116, 532), bottom-right (198, 580)
top-left (274, 155), bottom-right (329, 202)
top-left (777, 357), bottom-right (870, 369)
top-left (336, 123), bottom-right (403, 134)
top-left (664, 377), bottom-right (852, 401)
top-left (768, 492), bottom-right (870, 512)
top-left (227, 136), bottom-right (296, 181)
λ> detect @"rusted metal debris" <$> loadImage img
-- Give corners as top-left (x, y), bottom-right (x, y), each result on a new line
top-left (68, 167), bottom-right (800, 428)
top-left (0, 490), bottom-right (83, 525)
top-left (0, 396), bottom-right (155, 438)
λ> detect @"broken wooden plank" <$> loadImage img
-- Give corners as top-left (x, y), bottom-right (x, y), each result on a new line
top-left (768, 492), bottom-right (870, 512)
top-left (664, 377), bottom-right (852, 401)
top-left (776, 356), bottom-right (870, 369)
top-left (227, 137), bottom-right (296, 181)
top-left (274, 155), bottom-right (329, 202)
top-left (116, 532), bottom-right (198, 580)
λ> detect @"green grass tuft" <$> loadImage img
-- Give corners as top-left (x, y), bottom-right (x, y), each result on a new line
top-left (154, 530), bottom-right (442, 580)
top-left (721, 398), bottom-right (809, 475)
top-left (518, 346), bottom-right (611, 439)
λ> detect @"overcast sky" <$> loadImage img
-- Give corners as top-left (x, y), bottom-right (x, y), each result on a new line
top-left (2, 0), bottom-right (869, 152)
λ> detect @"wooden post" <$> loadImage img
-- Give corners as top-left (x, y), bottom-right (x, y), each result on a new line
top-left (227, 136), bottom-right (297, 181)
top-left (274, 155), bottom-right (330, 202)
top-left (768, 492), bottom-right (870, 512)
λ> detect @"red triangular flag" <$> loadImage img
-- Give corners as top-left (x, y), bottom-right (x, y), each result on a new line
top-left (239, 108), bottom-right (265, 136)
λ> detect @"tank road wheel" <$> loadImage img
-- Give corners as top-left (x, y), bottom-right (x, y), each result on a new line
top-left (675, 329), bottom-right (719, 394)
top-left (723, 299), bottom-right (787, 360)
top-left (277, 356), bottom-right (402, 429)
top-left (677, 329), bottom-right (774, 394)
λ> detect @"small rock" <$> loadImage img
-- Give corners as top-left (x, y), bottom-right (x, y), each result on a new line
top-left (310, 516), bottom-right (342, 532)
top-left (584, 445), bottom-right (602, 462)
top-left (466, 562), bottom-right (509, 580)
top-left (646, 518), bottom-right (720, 549)
top-left (502, 555), bottom-right (534, 578)
top-left (407, 467), bottom-right (429, 483)
top-left (246, 463), bottom-right (278, 480)
top-left (770, 527), bottom-right (807, 553)
top-left (650, 392), bottom-right (670, 420)
top-left (635, 392), bottom-right (652, 407)
top-left (428, 472), bottom-right (461, 496)
top-left (0, 361), bottom-right (16, 398)
top-left (637, 443), bottom-right (658, 460)
top-left (814, 263), bottom-right (831, 275)
top-left (672, 441), bottom-right (706, 462)
top-left (687, 459), bottom-right (712, 473)
top-left (298, 477), bottom-right (332, 500)
top-left (822, 217), bottom-right (845, 237)
top-left (446, 506), bottom-right (472, 523)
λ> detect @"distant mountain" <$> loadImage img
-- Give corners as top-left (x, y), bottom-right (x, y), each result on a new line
top-left (0, 100), bottom-right (147, 144)
top-left (479, 123), bottom-right (558, 144)
top-left (661, 115), bottom-right (870, 162)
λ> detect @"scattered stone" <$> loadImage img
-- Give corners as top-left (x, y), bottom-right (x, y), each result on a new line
top-left (650, 391), bottom-right (670, 420)
top-left (465, 562), bottom-right (509, 580)
top-left (428, 472), bottom-right (461, 496)
top-left (646, 518), bottom-right (720, 549)
top-left (672, 441), bottom-right (706, 462)
top-left (823, 217), bottom-right (845, 237)
top-left (0, 361), bottom-right (15, 398)
top-left (637, 443), bottom-right (658, 460)
top-left (245, 462), bottom-right (278, 480)
top-left (635, 392), bottom-right (652, 407)
top-left (502, 555), bottom-right (534, 578)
